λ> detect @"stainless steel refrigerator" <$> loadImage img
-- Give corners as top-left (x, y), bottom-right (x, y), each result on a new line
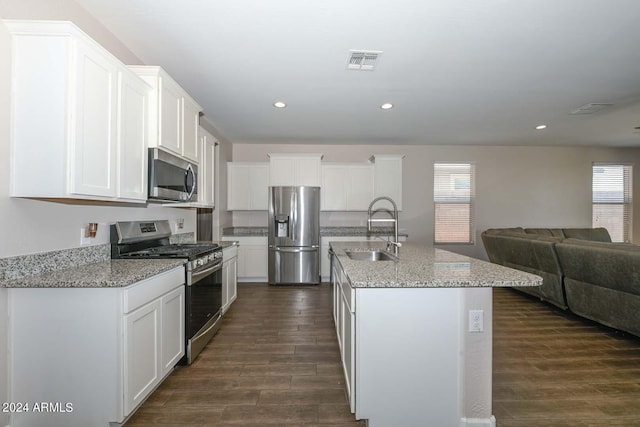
top-left (268, 186), bottom-right (321, 284)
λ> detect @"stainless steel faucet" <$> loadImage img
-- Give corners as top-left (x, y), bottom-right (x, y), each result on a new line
top-left (367, 196), bottom-right (401, 256)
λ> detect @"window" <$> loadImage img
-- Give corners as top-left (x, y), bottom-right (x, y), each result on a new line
top-left (592, 163), bottom-right (632, 242)
top-left (434, 162), bottom-right (475, 244)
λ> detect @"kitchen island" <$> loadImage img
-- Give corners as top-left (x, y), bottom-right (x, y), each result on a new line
top-left (329, 241), bottom-right (541, 427)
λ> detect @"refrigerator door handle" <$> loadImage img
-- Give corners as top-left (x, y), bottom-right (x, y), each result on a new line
top-left (291, 190), bottom-right (298, 242)
top-left (272, 246), bottom-right (318, 253)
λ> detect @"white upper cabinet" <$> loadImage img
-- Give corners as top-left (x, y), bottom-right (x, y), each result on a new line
top-left (227, 162), bottom-right (269, 210)
top-left (268, 153), bottom-right (322, 186)
top-left (182, 97), bottom-right (201, 163)
top-left (158, 75), bottom-right (183, 155)
top-left (117, 68), bottom-right (150, 202)
top-left (129, 66), bottom-right (202, 163)
top-left (198, 126), bottom-right (216, 207)
top-left (371, 154), bottom-right (404, 211)
top-left (321, 163), bottom-right (373, 211)
top-left (6, 20), bottom-right (149, 203)
top-left (70, 39), bottom-right (119, 198)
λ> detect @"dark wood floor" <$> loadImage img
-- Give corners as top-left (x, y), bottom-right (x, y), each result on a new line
top-left (125, 284), bottom-right (640, 427)
top-left (125, 283), bottom-right (363, 427)
top-left (493, 288), bottom-right (640, 427)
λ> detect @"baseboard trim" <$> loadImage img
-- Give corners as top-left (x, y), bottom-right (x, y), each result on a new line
top-left (460, 415), bottom-right (496, 427)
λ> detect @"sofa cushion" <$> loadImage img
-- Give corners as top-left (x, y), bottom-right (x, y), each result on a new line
top-left (562, 227), bottom-right (611, 242)
top-left (481, 229), bottom-right (567, 309)
top-left (484, 227), bottom-right (525, 236)
top-left (556, 242), bottom-right (640, 297)
top-left (561, 238), bottom-right (640, 251)
top-left (563, 277), bottom-right (640, 337)
top-left (525, 228), bottom-right (565, 238)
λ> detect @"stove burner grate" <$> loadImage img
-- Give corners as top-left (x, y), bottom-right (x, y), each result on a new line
top-left (121, 243), bottom-right (219, 258)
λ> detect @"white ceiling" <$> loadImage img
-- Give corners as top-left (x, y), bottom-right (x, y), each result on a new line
top-left (74, 0), bottom-right (640, 147)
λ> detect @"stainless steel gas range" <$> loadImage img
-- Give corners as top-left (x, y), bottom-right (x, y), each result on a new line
top-left (111, 220), bottom-right (222, 365)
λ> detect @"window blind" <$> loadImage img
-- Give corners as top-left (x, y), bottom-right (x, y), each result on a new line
top-left (592, 163), bottom-right (633, 242)
top-left (434, 163), bottom-right (475, 244)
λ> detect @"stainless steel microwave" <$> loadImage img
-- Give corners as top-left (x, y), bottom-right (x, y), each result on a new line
top-left (148, 148), bottom-right (198, 202)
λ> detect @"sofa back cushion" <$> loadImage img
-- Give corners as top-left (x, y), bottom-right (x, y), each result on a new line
top-left (529, 236), bottom-right (564, 275)
top-left (562, 227), bottom-right (611, 242)
top-left (491, 234), bottom-right (538, 271)
top-left (484, 227), bottom-right (525, 236)
top-left (525, 228), bottom-right (566, 238)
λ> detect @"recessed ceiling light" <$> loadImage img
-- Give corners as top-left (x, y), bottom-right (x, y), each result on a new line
top-left (380, 103), bottom-right (394, 110)
top-left (535, 124), bottom-right (547, 130)
top-left (273, 101), bottom-right (287, 108)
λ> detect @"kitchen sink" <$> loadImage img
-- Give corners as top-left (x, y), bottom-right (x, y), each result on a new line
top-left (345, 250), bottom-right (398, 262)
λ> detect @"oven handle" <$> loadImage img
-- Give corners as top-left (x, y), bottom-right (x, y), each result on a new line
top-left (192, 312), bottom-right (221, 343)
top-left (190, 262), bottom-right (222, 284)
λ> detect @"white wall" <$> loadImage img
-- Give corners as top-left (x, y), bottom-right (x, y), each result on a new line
top-left (232, 143), bottom-right (640, 259)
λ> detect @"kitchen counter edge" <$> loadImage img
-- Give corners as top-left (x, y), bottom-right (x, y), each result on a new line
top-left (330, 241), bottom-right (542, 289)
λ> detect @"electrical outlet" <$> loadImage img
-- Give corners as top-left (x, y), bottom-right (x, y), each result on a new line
top-left (469, 309), bottom-right (484, 332)
top-left (80, 228), bottom-right (92, 246)
top-left (79, 223), bottom-right (109, 246)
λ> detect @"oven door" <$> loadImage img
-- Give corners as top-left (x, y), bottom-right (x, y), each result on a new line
top-left (185, 260), bottom-right (222, 364)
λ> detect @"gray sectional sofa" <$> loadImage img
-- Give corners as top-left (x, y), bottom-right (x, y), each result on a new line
top-left (482, 227), bottom-right (640, 337)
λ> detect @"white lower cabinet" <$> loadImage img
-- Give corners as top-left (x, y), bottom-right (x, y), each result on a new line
top-left (160, 286), bottom-right (186, 373)
top-left (8, 267), bottom-right (185, 427)
top-left (332, 258), bottom-right (356, 412)
top-left (124, 284), bottom-right (184, 415)
top-left (124, 298), bottom-right (162, 416)
top-left (222, 236), bottom-right (268, 282)
top-left (222, 245), bottom-right (239, 312)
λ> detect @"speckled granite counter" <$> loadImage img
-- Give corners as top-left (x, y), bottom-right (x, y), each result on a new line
top-left (222, 226), bottom-right (408, 237)
top-left (223, 226), bottom-right (267, 236)
top-left (330, 241), bottom-right (541, 288)
top-left (0, 259), bottom-right (186, 288)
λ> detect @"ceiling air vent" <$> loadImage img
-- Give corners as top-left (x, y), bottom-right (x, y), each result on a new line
top-left (570, 103), bottom-right (614, 115)
top-left (346, 50), bottom-right (382, 71)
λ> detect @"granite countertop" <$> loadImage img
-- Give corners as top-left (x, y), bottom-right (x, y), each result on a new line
top-left (194, 240), bottom-right (238, 248)
top-left (1, 259), bottom-right (186, 288)
top-left (219, 241), bottom-right (238, 248)
top-left (330, 241), bottom-right (542, 289)
top-left (223, 227), bottom-right (267, 236)
top-left (222, 226), bottom-right (408, 237)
